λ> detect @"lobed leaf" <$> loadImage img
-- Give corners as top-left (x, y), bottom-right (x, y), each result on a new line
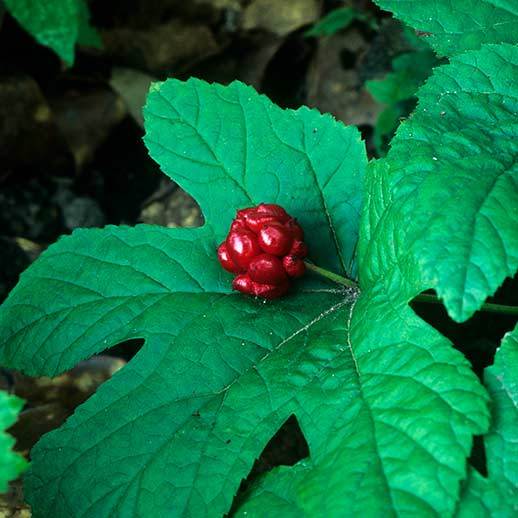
top-left (0, 80), bottom-right (367, 515)
top-left (0, 225), bottom-right (228, 376)
top-left (373, 0), bottom-right (518, 56)
top-left (238, 286), bottom-right (489, 516)
top-left (0, 223), bottom-right (345, 516)
top-left (364, 44), bottom-right (518, 321)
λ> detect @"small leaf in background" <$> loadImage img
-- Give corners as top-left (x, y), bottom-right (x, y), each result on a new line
top-left (4, 0), bottom-right (79, 64)
top-left (457, 325), bottom-right (518, 516)
top-left (366, 33), bottom-right (440, 155)
top-left (373, 0), bottom-right (518, 56)
top-left (305, 7), bottom-right (374, 37)
top-left (366, 51), bottom-right (438, 105)
top-left (364, 44), bottom-right (518, 321)
top-left (0, 391), bottom-right (27, 492)
top-left (371, 103), bottom-right (408, 156)
top-left (76, 0), bottom-right (101, 50)
top-left (305, 18), bottom-right (382, 139)
top-left (3, 0), bottom-right (99, 64)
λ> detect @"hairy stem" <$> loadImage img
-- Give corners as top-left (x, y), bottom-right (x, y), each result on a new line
top-left (304, 261), bottom-right (518, 316)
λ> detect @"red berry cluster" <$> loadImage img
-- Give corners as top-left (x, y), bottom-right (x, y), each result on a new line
top-left (217, 204), bottom-right (307, 299)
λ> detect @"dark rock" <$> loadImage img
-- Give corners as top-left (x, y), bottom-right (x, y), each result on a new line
top-left (61, 196), bottom-right (106, 230)
top-left (0, 75), bottom-right (72, 178)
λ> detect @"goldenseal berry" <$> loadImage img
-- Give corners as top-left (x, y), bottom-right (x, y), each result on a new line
top-left (217, 203), bottom-right (307, 299)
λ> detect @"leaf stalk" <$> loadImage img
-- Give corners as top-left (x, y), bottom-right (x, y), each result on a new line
top-left (304, 262), bottom-right (518, 316)
top-left (414, 293), bottom-right (518, 316)
top-left (303, 261), bottom-right (357, 289)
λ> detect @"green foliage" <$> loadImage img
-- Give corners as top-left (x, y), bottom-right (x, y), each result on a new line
top-left (367, 44), bottom-right (518, 322)
top-left (237, 290), bottom-right (488, 516)
top-left (3, 0), bottom-right (100, 64)
top-left (0, 76), bottom-right (494, 516)
top-left (367, 45), bottom-right (439, 154)
top-left (0, 82), bottom-right (369, 516)
top-left (305, 7), bottom-right (372, 37)
top-left (367, 52), bottom-right (435, 106)
top-left (373, 0), bottom-right (518, 56)
top-left (0, 391), bottom-right (27, 492)
top-left (76, 0), bottom-right (101, 49)
top-left (369, 103), bottom-right (407, 156)
top-left (457, 325), bottom-right (518, 516)
top-left (0, 1), bottom-right (517, 516)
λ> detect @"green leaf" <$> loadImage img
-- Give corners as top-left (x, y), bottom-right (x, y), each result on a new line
top-left (304, 7), bottom-right (372, 37)
top-left (76, 0), bottom-right (101, 49)
top-left (2, 225), bottom-right (488, 516)
top-left (457, 325), bottom-right (518, 516)
top-left (366, 51), bottom-right (438, 105)
top-left (26, 258), bottom-right (345, 515)
top-left (0, 79), bottom-right (365, 515)
top-left (0, 225), bottom-right (228, 376)
top-left (365, 44), bottom-right (518, 322)
top-left (0, 223), bottom-right (346, 516)
top-left (4, 0), bottom-right (80, 64)
top-left (144, 79), bottom-right (367, 278)
top-left (0, 78), bottom-right (489, 516)
top-left (373, 0), bottom-right (518, 56)
top-left (366, 25), bottom-right (438, 154)
top-left (237, 287), bottom-right (489, 516)
top-left (367, 47), bottom-right (439, 156)
top-left (0, 391), bottom-right (28, 492)
top-left (27, 290), bottom-right (350, 517)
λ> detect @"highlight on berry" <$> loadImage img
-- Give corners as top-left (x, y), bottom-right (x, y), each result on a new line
top-left (217, 203), bottom-right (308, 299)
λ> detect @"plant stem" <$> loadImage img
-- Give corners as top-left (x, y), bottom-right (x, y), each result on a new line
top-left (303, 261), bottom-right (358, 289)
top-left (414, 293), bottom-right (518, 315)
top-left (304, 261), bottom-right (518, 316)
